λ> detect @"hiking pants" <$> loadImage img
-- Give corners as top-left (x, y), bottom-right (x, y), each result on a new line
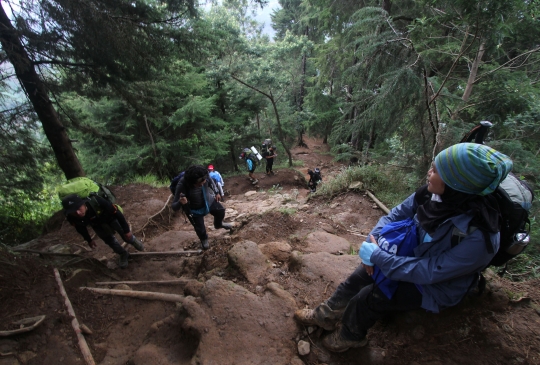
top-left (191, 200), bottom-right (226, 241)
top-left (266, 159), bottom-right (274, 173)
top-left (92, 221), bottom-right (128, 255)
top-left (327, 265), bottom-right (422, 341)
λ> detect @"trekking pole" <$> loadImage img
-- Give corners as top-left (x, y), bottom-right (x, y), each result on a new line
top-left (180, 194), bottom-right (196, 226)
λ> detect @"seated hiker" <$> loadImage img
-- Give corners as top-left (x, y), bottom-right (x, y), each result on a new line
top-left (240, 150), bottom-right (258, 185)
top-left (208, 165), bottom-right (225, 197)
top-left (62, 194), bottom-right (144, 269)
top-left (262, 146), bottom-right (277, 175)
top-left (294, 143), bottom-right (512, 352)
top-left (307, 168), bottom-right (322, 192)
top-left (171, 165), bottom-right (232, 250)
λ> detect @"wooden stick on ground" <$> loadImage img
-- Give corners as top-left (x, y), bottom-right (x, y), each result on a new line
top-left (128, 250), bottom-right (201, 256)
top-left (366, 191), bottom-right (390, 215)
top-left (95, 279), bottom-right (193, 286)
top-left (0, 315), bottom-right (46, 337)
top-left (54, 268), bottom-right (96, 365)
top-left (81, 287), bottom-right (185, 303)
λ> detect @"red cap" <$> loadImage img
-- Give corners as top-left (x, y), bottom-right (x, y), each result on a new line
top-left (208, 165), bottom-right (214, 171)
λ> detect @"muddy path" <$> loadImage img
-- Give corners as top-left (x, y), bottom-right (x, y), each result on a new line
top-left (1, 137), bottom-right (540, 365)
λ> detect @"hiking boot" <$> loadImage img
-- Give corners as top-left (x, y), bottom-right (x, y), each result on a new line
top-left (119, 252), bottom-right (130, 269)
top-left (322, 326), bottom-right (368, 353)
top-left (252, 179), bottom-right (259, 185)
top-left (221, 223), bottom-right (233, 232)
top-left (129, 236), bottom-right (144, 251)
top-left (294, 301), bottom-right (344, 331)
top-left (201, 239), bottom-right (210, 250)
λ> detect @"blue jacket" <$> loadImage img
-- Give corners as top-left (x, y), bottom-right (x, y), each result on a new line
top-left (369, 193), bottom-right (499, 313)
top-left (209, 171), bottom-right (224, 185)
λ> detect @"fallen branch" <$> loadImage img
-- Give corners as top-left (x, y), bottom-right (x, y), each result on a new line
top-left (0, 315), bottom-right (46, 337)
top-left (81, 287), bottom-right (185, 303)
top-left (54, 268), bottom-right (96, 365)
top-left (12, 249), bottom-right (85, 257)
top-left (129, 250), bottom-right (201, 257)
top-left (366, 191), bottom-right (390, 215)
top-left (136, 194), bottom-right (173, 233)
top-left (96, 279), bottom-right (193, 286)
top-left (346, 229), bottom-right (368, 238)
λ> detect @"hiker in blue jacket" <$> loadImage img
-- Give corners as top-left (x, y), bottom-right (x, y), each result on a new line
top-left (294, 143), bottom-right (512, 352)
top-left (172, 165), bottom-right (233, 250)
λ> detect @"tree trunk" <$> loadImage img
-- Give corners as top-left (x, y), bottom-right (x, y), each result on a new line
top-left (462, 42), bottom-right (486, 102)
top-left (0, 5), bottom-right (84, 179)
top-left (230, 142), bottom-right (239, 172)
top-left (296, 34), bottom-right (308, 148)
top-left (231, 75), bottom-right (293, 166)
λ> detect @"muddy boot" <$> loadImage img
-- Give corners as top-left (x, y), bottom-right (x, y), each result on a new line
top-left (201, 239), bottom-right (210, 250)
top-left (294, 301), bottom-right (344, 331)
top-left (322, 325), bottom-right (368, 352)
top-left (119, 252), bottom-right (130, 269)
top-left (129, 236), bottom-right (144, 251)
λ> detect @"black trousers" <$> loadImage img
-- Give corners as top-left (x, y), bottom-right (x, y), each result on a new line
top-left (266, 159), bottom-right (274, 173)
top-left (92, 220), bottom-right (128, 255)
top-left (191, 200), bottom-right (226, 241)
top-left (327, 265), bottom-right (423, 341)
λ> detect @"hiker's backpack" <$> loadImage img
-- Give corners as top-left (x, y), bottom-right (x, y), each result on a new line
top-left (261, 139), bottom-right (272, 153)
top-left (243, 148), bottom-right (259, 166)
top-left (459, 121), bottom-right (535, 271)
top-left (488, 173), bottom-right (534, 267)
top-left (312, 168), bottom-right (322, 182)
top-left (58, 177), bottom-right (122, 214)
top-left (169, 171), bottom-right (185, 194)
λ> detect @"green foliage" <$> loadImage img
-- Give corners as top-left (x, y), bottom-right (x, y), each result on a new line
top-left (278, 207), bottom-right (296, 215)
top-left (0, 177), bottom-right (63, 246)
top-left (130, 175), bottom-right (169, 188)
top-left (317, 165), bottom-right (418, 208)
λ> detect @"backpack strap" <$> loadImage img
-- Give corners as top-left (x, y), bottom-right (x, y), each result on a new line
top-left (450, 226), bottom-right (494, 254)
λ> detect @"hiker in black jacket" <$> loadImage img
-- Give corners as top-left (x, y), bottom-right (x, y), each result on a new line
top-left (62, 194), bottom-right (144, 269)
top-left (171, 165), bottom-right (233, 250)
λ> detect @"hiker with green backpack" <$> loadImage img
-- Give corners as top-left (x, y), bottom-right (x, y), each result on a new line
top-left (59, 178), bottom-right (144, 269)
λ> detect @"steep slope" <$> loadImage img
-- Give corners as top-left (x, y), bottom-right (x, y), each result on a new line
top-left (1, 138), bottom-right (539, 365)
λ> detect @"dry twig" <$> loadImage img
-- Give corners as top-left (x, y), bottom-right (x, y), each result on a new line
top-left (54, 268), bottom-right (96, 365)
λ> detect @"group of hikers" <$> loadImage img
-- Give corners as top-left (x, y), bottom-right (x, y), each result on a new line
top-left (60, 137), bottom-right (526, 353)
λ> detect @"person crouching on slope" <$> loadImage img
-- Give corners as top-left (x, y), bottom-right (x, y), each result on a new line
top-left (62, 194), bottom-right (144, 269)
top-left (171, 165), bottom-right (233, 250)
top-left (294, 143), bottom-right (512, 352)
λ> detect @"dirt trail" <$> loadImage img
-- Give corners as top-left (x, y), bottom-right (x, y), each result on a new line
top-left (1, 137), bottom-right (540, 365)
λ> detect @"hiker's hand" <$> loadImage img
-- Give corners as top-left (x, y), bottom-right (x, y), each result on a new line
top-left (363, 263), bottom-right (374, 276)
top-left (124, 231), bottom-right (133, 242)
top-left (179, 196), bottom-right (188, 205)
top-left (215, 194), bottom-right (222, 202)
top-left (360, 241), bottom-right (378, 267)
top-left (88, 240), bottom-right (97, 249)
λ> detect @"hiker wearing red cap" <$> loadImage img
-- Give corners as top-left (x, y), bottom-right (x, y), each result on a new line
top-left (208, 165), bottom-right (225, 197)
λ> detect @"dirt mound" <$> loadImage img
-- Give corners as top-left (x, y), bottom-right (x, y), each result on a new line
top-left (1, 137), bottom-right (540, 365)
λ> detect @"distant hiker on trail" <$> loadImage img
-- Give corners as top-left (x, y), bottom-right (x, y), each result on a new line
top-left (208, 165), bottom-right (225, 197)
top-left (62, 194), bottom-right (144, 269)
top-left (262, 146), bottom-right (277, 175)
top-left (240, 148), bottom-right (259, 185)
top-left (171, 165), bottom-right (233, 250)
top-left (307, 168), bottom-right (322, 192)
top-left (294, 143), bottom-right (512, 352)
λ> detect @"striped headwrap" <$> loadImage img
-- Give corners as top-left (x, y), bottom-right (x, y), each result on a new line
top-left (434, 143), bottom-right (513, 196)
